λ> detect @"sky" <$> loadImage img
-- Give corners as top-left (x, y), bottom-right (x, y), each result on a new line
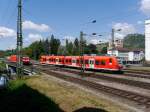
top-left (0, 0), bottom-right (150, 50)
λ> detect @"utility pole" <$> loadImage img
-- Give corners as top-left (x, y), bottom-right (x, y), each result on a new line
top-left (111, 28), bottom-right (121, 56)
top-left (111, 28), bottom-right (115, 56)
top-left (80, 31), bottom-right (85, 74)
top-left (16, 0), bottom-right (23, 78)
top-left (49, 40), bottom-right (51, 55)
top-left (111, 28), bottom-right (115, 50)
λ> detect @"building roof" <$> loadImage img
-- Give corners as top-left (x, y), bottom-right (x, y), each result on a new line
top-left (109, 47), bottom-right (144, 52)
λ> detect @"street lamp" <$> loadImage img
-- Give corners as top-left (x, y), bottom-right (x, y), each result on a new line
top-left (92, 33), bottom-right (103, 37)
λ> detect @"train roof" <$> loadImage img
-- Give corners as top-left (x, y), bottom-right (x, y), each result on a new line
top-left (41, 55), bottom-right (116, 59)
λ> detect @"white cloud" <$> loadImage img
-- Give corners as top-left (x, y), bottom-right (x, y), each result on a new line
top-left (113, 22), bottom-right (136, 39)
top-left (0, 26), bottom-right (16, 38)
top-left (63, 36), bottom-right (75, 42)
top-left (8, 44), bottom-right (16, 50)
top-left (90, 39), bottom-right (100, 44)
top-left (140, 0), bottom-right (150, 16)
top-left (23, 20), bottom-right (51, 32)
top-left (25, 33), bottom-right (43, 43)
top-left (137, 20), bottom-right (143, 25)
top-left (90, 38), bottom-right (108, 45)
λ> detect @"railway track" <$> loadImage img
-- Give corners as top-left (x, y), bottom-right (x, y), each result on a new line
top-left (123, 69), bottom-right (150, 79)
top-left (123, 72), bottom-right (150, 79)
top-left (124, 69), bottom-right (150, 75)
top-left (36, 65), bottom-right (150, 90)
top-left (37, 66), bottom-right (150, 108)
top-left (37, 64), bottom-right (150, 79)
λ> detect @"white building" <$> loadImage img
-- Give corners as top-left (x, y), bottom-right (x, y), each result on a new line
top-left (145, 20), bottom-right (150, 62)
top-left (107, 47), bottom-right (144, 62)
top-left (128, 51), bottom-right (145, 61)
top-left (107, 48), bottom-right (129, 61)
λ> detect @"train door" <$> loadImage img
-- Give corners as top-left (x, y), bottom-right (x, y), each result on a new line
top-left (56, 58), bottom-right (59, 64)
top-left (89, 59), bottom-right (95, 69)
top-left (72, 58), bottom-right (76, 66)
top-left (46, 58), bottom-right (49, 64)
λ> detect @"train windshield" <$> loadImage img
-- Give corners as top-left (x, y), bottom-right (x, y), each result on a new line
top-left (22, 57), bottom-right (29, 60)
top-left (117, 58), bottom-right (123, 65)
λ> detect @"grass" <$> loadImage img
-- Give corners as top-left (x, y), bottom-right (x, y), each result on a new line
top-left (0, 75), bottom-right (132, 112)
top-left (26, 75), bottom-right (131, 112)
top-left (0, 61), bottom-right (6, 75)
top-left (0, 61), bottom-right (5, 68)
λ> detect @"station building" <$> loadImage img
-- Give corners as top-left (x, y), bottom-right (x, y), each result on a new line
top-left (107, 47), bottom-right (144, 64)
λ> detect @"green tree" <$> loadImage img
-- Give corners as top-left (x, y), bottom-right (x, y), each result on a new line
top-left (123, 34), bottom-right (145, 49)
top-left (84, 44), bottom-right (98, 54)
top-left (50, 35), bottom-right (61, 55)
top-left (73, 38), bottom-right (80, 55)
top-left (43, 38), bottom-right (50, 55)
top-left (65, 39), bottom-right (73, 55)
top-left (101, 46), bottom-right (107, 54)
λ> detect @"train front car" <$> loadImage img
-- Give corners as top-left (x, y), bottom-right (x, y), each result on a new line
top-left (93, 56), bottom-right (123, 72)
top-left (108, 56), bottom-right (123, 72)
top-left (22, 57), bottom-right (30, 65)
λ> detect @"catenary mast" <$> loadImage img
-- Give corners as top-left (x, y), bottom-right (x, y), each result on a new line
top-left (16, 0), bottom-right (23, 78)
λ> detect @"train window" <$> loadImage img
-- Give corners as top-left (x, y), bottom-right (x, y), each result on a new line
top-left (95, 60), bottom-right (100, 65)
top-left (85, 60), bottom-right (88, 64)
top-left (72, 60), bottom-right (76, 63)
top-left (101, 60), bottom-right (106, 65)
top-left (43, 58), bottom-right (46, 61)
top-left (92, 61), bottom-right (94, 64)
top-left (59, 59), bottom-right (62, 62)
top-left (89, 60), bottom-right (94, 64)
top-left (56, 59), bottom-right (59, 62)
top-left (89, 60), bottom-right (91, 64)
top-left (109, 58), bottom-right (112, 63)
top-left (66, 59), bottom-right (68, 63)
top-left (69, 59), bottom-right (71, 63)
top-left (80, 60), bottom-right (83, 64)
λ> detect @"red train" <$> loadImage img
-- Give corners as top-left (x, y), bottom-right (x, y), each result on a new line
top-left (40, 55), bottom-right (123, 72)
top-left (8, 55), bottom-right (31, 65)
